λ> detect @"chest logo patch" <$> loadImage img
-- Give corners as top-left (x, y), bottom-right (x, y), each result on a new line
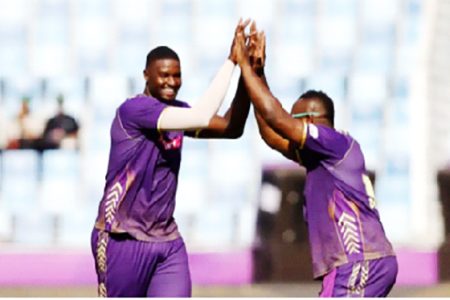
top-left (160, 135), bottom-right (182, 150)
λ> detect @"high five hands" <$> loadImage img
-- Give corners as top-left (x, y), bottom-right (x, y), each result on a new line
top-left (230, 18), bottom-right (266, 73)
top-left (248, 21), bottom-right (266, 74)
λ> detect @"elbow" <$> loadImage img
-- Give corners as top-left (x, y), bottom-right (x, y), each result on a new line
top-left (258, 127), bottom-right (279, 151)
top-left (261, 134), bottom-right (277, 151)
top-left (200, 119), bottom-right (211, 129)
top-left (227, 128), bottom-right (244, 139)
top-left (188, 106), bottom-right (215, 129)
top-left (221, 125), bottom-right (244, 139)
top-left (197, 114), bottom-right (212, 129)
top-left (258, 128), bottom-right (271, 145)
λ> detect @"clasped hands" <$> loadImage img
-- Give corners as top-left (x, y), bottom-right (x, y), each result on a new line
top-left (229, 18), bottom-right (266, 73)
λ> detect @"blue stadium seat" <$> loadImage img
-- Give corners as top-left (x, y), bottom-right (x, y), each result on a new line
top-left (90, 75), bottom-right (128, 120)
top-left (40, 150), bottom-right (80, 214)
top-left (12, 209), bottom-right (57, 245)
top-left (81, 151), bottom-right (108, 205)
top-left (0, 210), bottom-right (13, 242)
top-left (58, 204), bottom-right (97, 247)
top-left (0, 150), bottom-right (40, 213)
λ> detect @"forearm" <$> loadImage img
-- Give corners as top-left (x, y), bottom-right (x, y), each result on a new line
top-left (158, 59), bottom-right (235, 130)
top-left (220, 77), bottom-right (251, 136)
top-left (252, 72), bottom-right (275, 141)
top-left (251, 72), bottom-right (285, 149)
top-left (186, 78), bottom-right (251, 139)
top-left (255, 111), bottom-right (272, 144)
top-left (254, 109), bottom-right (279, 148)
top-left (240, 63), bottom-right (284, 124)
top-left (254, 109), bottom-right (296, 161)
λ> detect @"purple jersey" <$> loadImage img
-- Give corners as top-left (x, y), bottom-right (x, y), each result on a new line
top-left (298, 123), bottom-right (395, 278)
top-left (94, 94), bottom-right (189, 242)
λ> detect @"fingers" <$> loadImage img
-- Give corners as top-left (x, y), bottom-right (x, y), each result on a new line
top-left (250, 21), bottom-right (257, 36)
top-left (249, 30), bottom-right (264, 53)
top-left (236, 30), bottom-right (247, 47)
top-left (241, 18), bottom-right (251, 28)
top-left (261, 31), bottom-right (266, 49)
top-left (236, 18), bottom-right (251, 35)
top-left (260, 31), bottom-right (266, 57)
top-left (249, 21), bottom-right (258, 43)
top-left (235, 18), bottom-right (260, 44)
top-left (232, 18), bottom-right (266, 68)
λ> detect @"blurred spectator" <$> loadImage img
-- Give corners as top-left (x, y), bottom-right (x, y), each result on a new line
top-left (6, 96), bottom-right (44, 149)
top-left (40, 94), bottom-right (80, 150)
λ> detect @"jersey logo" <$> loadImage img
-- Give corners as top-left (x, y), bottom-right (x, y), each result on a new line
top-left (338, 212), bottom-right (361, 254)
top-left (160, 135), bottom-right (182, 150)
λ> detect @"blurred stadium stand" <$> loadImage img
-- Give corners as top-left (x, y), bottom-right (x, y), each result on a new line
top-left (0, 0), bottom-right (450, 292)
top-left (438, 169), bottom-right (450, 280)
top-left (253, 165), bottom-right (375, 282)
top-left (253, 165), bottom-right (312, 282)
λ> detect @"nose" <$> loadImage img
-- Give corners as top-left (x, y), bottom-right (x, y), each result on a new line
top-left (167, 76), bottom-right (177, 87)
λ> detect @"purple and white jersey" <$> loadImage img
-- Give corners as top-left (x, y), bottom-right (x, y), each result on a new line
top-left (94, 94), bottom-right (189, 242)
top-left (298, 123), bottom-right (395, 279)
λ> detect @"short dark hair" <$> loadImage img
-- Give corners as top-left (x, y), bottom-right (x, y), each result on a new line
top-left (145, 46), bottom-right (179, 68)
top-left (299, 90), bottom-right (335, 126)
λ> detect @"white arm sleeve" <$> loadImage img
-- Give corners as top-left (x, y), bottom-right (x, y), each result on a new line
top-left (157, 59), bottom-right (235, 131)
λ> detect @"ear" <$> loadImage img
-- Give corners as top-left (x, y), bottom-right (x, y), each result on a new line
top-left (143, 70), bottom-right (149, 81)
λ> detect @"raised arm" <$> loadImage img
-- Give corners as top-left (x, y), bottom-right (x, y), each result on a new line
top-left (234, 27), bottom-right (306, 147)
top-left (158, 59), bottom-right (236, 131)
top-left (185, 75), bottom-right (250, 139)
top-left (185, 20), bottom-right (252, 139)
top-left (158, 19), bottom-right (251, 137)
top-left (246, 24), bottom-right (300, 162)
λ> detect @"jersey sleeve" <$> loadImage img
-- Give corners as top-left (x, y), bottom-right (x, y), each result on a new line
top-left (177, 100), bottom-right (191, 109)
top-left (118, 96), bottom-right (167, 132)
top-left (302, 124), bottom-right (350, 161)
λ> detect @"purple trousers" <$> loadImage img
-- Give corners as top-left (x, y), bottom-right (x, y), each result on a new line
top-left (91, 228), bottom-right (192, 297)
top-left (319, 256), bottom-right (398, 297)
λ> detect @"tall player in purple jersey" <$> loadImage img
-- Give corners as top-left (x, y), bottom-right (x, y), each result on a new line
top-left (91, 20), bottom-right (253, 297)
top-left (235, 23), bottom-right (398, 297)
